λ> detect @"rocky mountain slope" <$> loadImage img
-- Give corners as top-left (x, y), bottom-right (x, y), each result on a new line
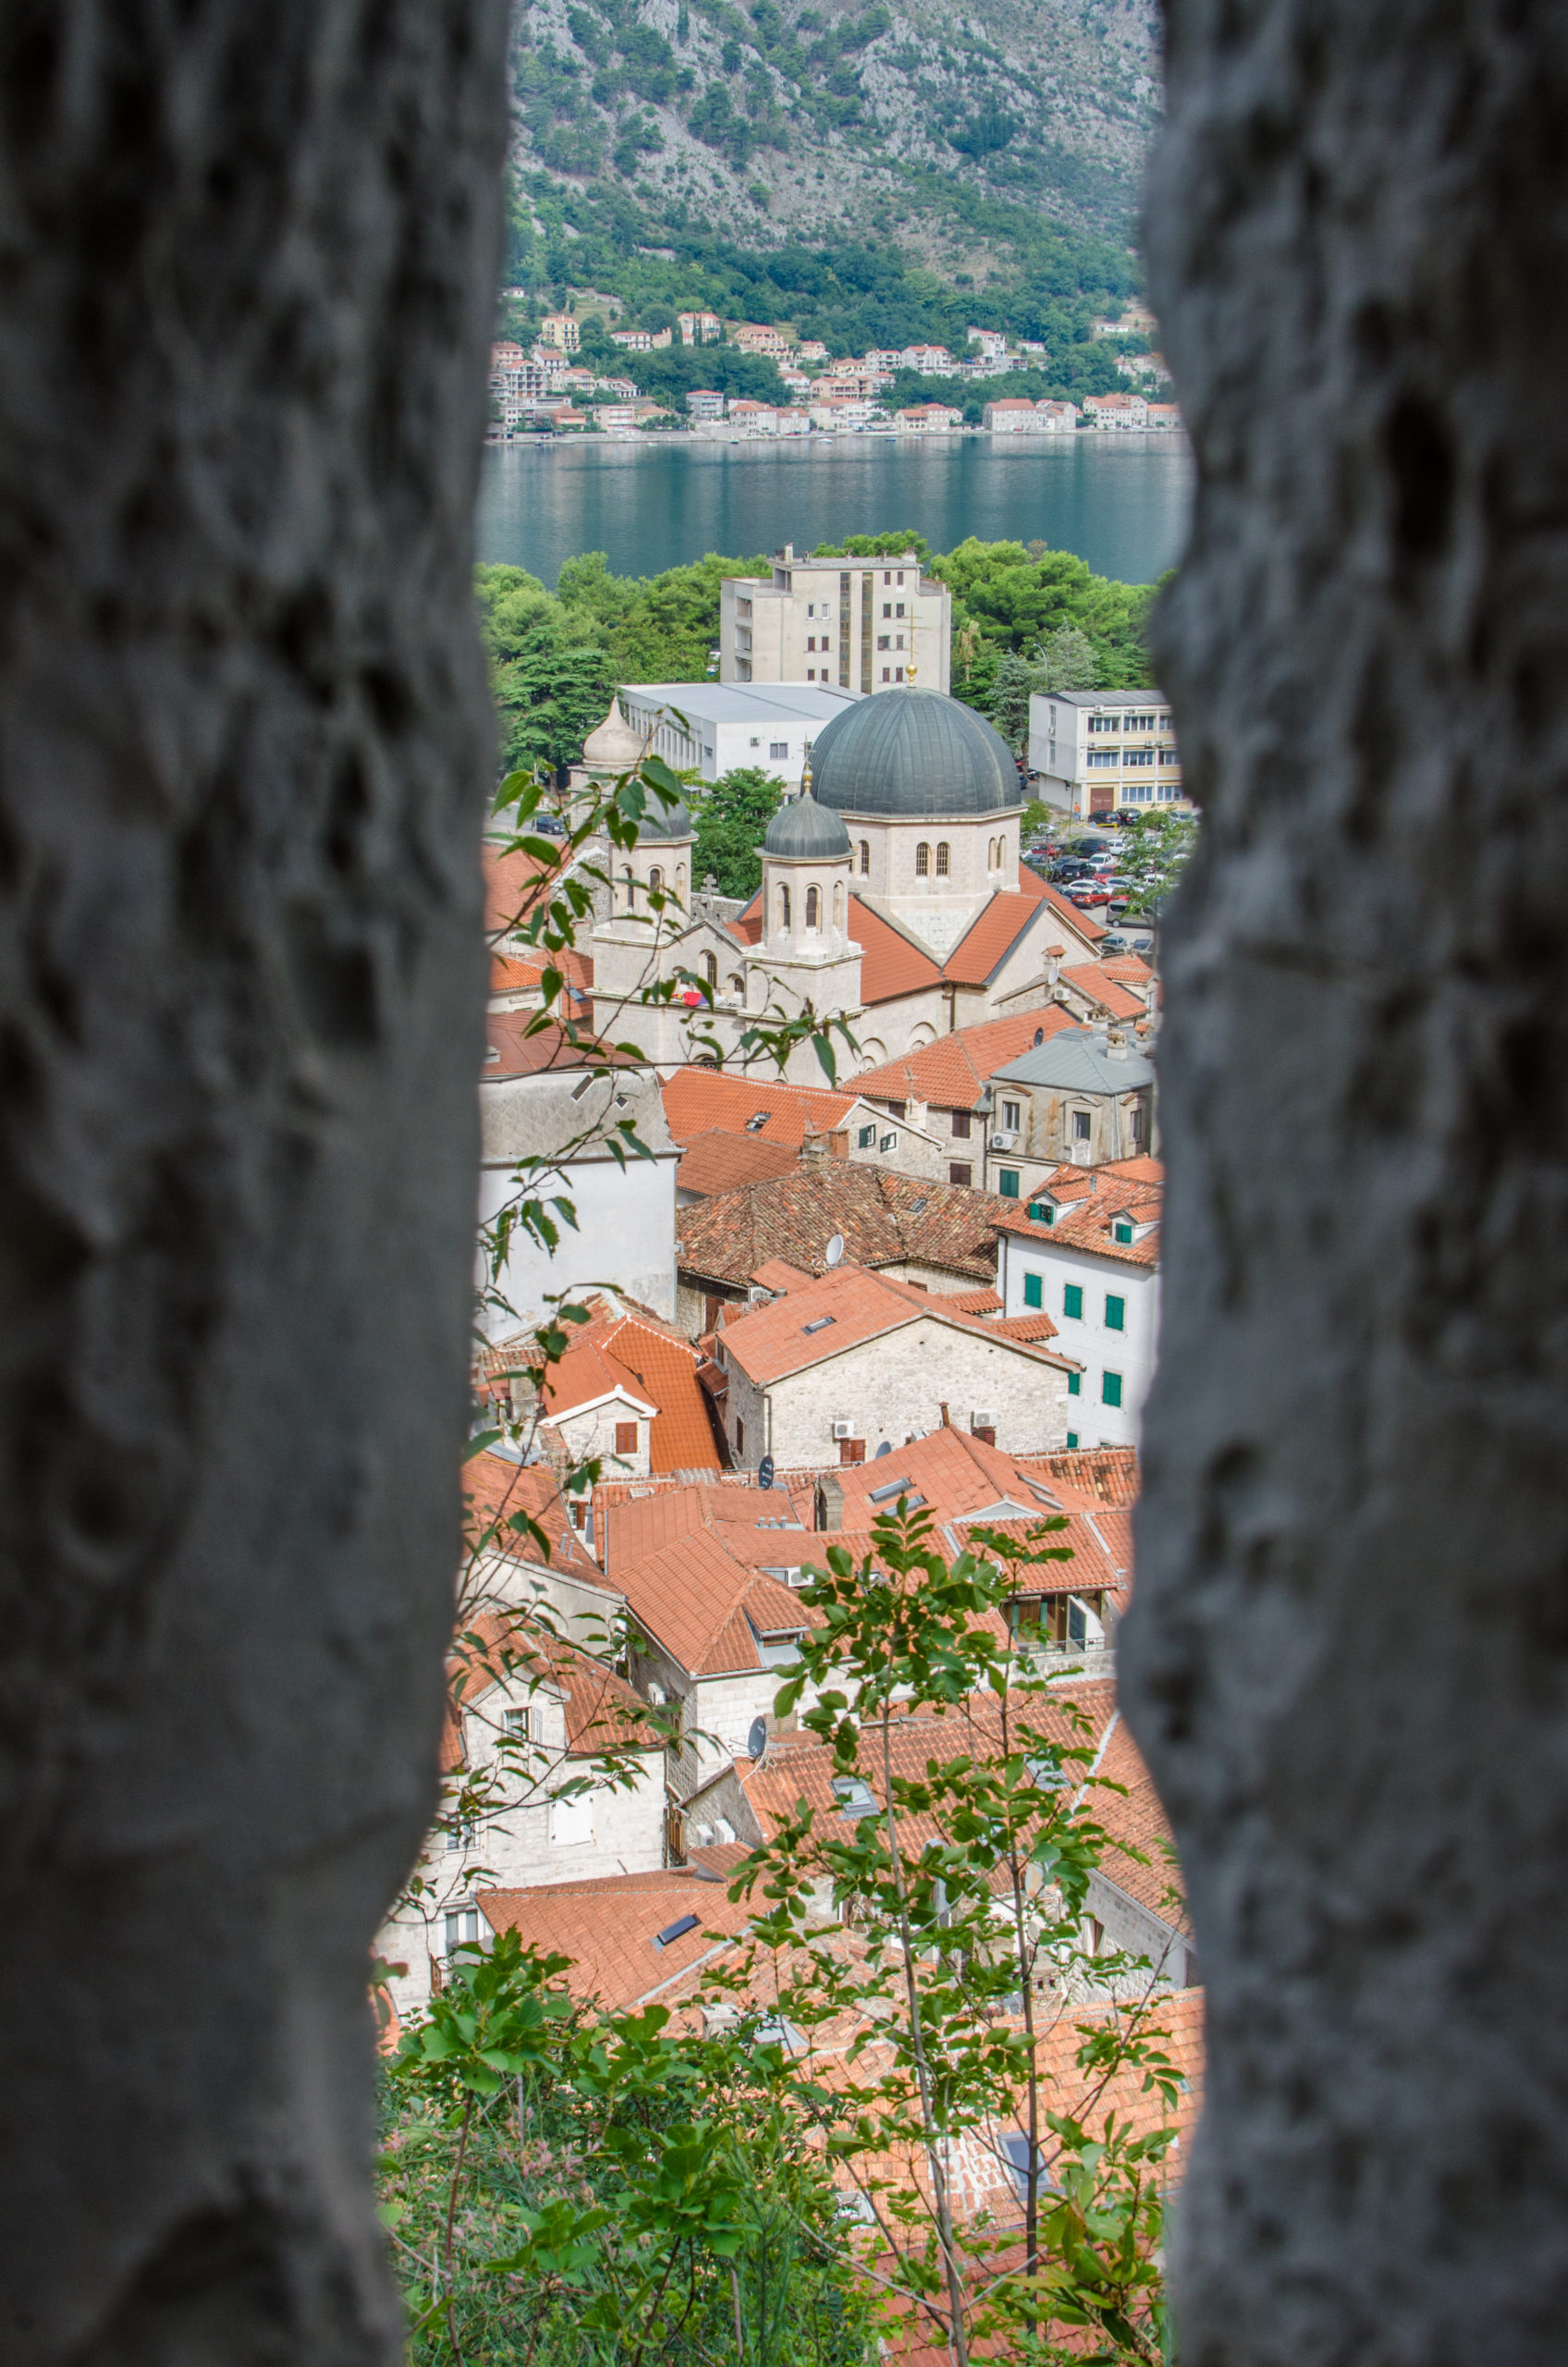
top-left (510, 0), bottom-right (1161, 273)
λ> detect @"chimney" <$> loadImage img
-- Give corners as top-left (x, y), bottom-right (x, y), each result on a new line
top-left (802, 1127), bottom-right (827, 1162)
top-left (1107, 1027), bottom-right (1129, 1061)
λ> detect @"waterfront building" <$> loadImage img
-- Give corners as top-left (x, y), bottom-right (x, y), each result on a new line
top-left (1083, 391), bottom-right (1150, 428)
top-left (897, 403), bottom-right (964, 433)
top-left (720, 545), bottom-right (951, 695)
top-left (1028, 689), bottom-right (1185, 818)
top-left (684, 387), bottom-right (726, 422)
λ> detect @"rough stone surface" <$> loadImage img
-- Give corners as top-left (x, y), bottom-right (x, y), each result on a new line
top-left (1124, 2), bottom-right (1568, 2360)
top-left (0, 6), bottom-right (506, 2360)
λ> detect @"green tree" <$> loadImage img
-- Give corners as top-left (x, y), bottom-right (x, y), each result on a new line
top-left (987, 651), bottom-right (1037, 752)
top-left (476, 565), bottom-right (617, 776)
top-left (1030, 623), bottom-right (1100, 693)
top-left (691, 765), bottom-right (787, 898)
top-left (1112, 806), bottom-right (1199, 918)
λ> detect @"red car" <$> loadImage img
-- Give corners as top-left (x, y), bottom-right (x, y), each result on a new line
top-left (1067, 882), bottom-right (1112, 908)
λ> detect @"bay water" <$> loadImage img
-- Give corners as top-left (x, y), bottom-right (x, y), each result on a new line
top-left (477, 432), bottom-right (1194, 589)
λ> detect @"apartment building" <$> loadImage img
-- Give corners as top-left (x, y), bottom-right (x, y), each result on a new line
top-left (678, 310), bottom-right (722, 343)
top-left (617, 681), bottom-right (859, 788)
top-left (719, 544), bottom-right (952, 694)
top-left (539, 311), bottom-right (581, 353)
top-left (1028, 689), bottom-right (1185, 817)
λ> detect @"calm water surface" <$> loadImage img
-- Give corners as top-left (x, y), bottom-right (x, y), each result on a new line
top-left (477, 434), bottom-right (1194, 588)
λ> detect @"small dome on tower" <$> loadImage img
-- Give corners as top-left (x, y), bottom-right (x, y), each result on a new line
top-left (581, 697), bottom-right (645, 775)
top-left (764, 791), bottom-right (852, 861)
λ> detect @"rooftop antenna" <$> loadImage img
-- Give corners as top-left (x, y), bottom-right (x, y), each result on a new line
top-left (825, 1233), bottom-right (844, 1267)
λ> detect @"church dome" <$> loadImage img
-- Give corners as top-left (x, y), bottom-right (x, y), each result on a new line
top-left (764, 790), bottom-right (852, 861)
top-left (637, 793), bottom-right (692, 840)
top-left (581, 697), bottom-right (645, 775)
top-left (808, 688), bottom-right (1021, 818)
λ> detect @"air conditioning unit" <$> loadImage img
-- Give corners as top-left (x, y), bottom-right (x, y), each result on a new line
top-left (832, 1419), bottom-right (854, 1440)
top-left (990, 1131), bottom-right (1019, 1151)
top-left (973, 1410), bottom-right (997, 1430)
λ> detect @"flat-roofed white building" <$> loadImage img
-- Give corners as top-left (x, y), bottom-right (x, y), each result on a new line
top-left (720, 544), bottom-right (951, 694)
top-left (1029, 689), bottom-right (1186, 819)
top-left (618, 681), bottom-right (861, 790)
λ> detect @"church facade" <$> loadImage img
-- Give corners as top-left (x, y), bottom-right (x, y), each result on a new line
top-left (567, 690), bottom-right (1109, 1080)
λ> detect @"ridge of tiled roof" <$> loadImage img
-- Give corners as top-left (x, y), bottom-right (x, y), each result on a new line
top-left (446, 1611), bottom-right (655, 1760)
top-left (714, 1264), bottom-right (1078, 1390)
top-left (1031, 1444), bottom-right (1141, 1507)
top-left (677, 1160), bottom-right (1014, 1290)
top-left (845, 894), bottom-right (946, 1002)
top-left (939, 889), bottom-right (1053, 987)
top-left (1035, 877), bottom-right (1108, 944)
top-left (462, 1450), bottom-right (606, 1584)
top-left (546, 1307), bottom-right (725, 1477)
top-left (615, 1526), bottom-right (815, 1676)
top-left (852, 1006), bottom-right (1080, 1110)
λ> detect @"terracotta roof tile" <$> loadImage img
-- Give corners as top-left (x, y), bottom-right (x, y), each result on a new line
top-left (998, 1163), bottom-right (1163, 1269)
top-left (614, 1527), bottom-right (815, 1676)
top-left (545, 1308), bottom-right (725, 1477)
top-left (852, 1008), bottom-right (1080, 1112)
top-left (1034, 877), bottom-right (1107, 946)
top-left (716, 1263), bottom-right (1076, 1389)
top-left (1059, 961), bottom-right (1148, 1021)
top-left (675, 1129), bottom-right (800, 1196)
top-left (478, 1869), bottom-right (755, 2011)
top-left (678, 1161), bottom-right (1014, 1291)
top-left (447, 1611), bottom-right (655, 1760)
top-left (461, 1450), bottom-right (606, 1584)
top-left (847, 895), bottom-right (945, 1002)
top-left (661, 1066), bottom-right (857, 1149)
top-left (940, 890), bottom-right (1053, 987)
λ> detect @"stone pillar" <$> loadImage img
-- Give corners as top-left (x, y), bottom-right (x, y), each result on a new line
top-left (1123, 2), bottom-right (1568, 2360)
top-left (0, 6), bottom-right (505, 2360)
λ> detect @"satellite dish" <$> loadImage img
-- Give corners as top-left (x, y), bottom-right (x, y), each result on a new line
top-left (825, 1233), bottom-right (845, 1267)
top-left (747, 1718), bottom-right (768, 1761)
top-left (758, 1453), bottom-right (776, 1490)
top-left (1034, 1027), bottom-right (1045, 1046)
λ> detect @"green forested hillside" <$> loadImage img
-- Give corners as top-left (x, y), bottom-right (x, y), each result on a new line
top-left (476, 533), bottom-right (1158, 774)
top-left (500, 0), bottom-right (1161, 350)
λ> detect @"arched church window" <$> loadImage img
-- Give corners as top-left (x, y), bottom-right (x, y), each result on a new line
top-left (986, 838), bottom-right (996, 869)
top-left (936, 841), bottom-right (950, 877)
top-left (997, 837), bottom-right (1007, 870)
top-left (915, 842), bottom-right (930, 877)
top-left (778, 883), bottom-right (791, 933)
top-left (649, 865), bottom-right (663, 895)
top-left (805, 886), bottom-right (820, 928)
top-left (676, 864), bottom-right (686, 899)
top-left (704, 951), bottom-right (717, 987)
top-left (833, 881), bottom-right (844, 926)
top-left (859, 840), bottom-right (870, 875)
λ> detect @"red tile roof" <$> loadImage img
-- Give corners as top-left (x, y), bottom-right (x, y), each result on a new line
top-left (677, 1160), bottom-right (1014, 1289)
top-left (543, 1306), bottom-right (726, 1476)
top-left (941, 889), bottom-right (1055, 987)
top-left (852, 1007), bottom-right (1080, 1111)
top-left (816, 1429), bottom-right (1129, 1590)
top-left (846, 895), bottom-right (945, 1002)
top-left (716, 1263), bottom-right (1075, 1388)
top-left (484, 841), bottom-right (562, 938)
top-left (484, 1016), bottom-right (628, 1078)
top-left (1034, 877), bottom-right (1107, 947)
top-left (675, 1128), bottom-right (801, 1196)
top-left (998, 1160), bottom-right (1163, 1268)
top-left (1059, 961), bottom-right (1148, 1021)
top-left (661, 1066), bottom-right (858, 1149)
top-left (478, 1869), bottom-right (755, 2010)
top-left (446, 1611), bottom-right (655, 1762)
top-left (614, 1523), bottom-right (815, 1676)
top-left (461, 1449), bottom-right (606, 1585)
top-left (1087, 1712), bottom-right (1189, 1930)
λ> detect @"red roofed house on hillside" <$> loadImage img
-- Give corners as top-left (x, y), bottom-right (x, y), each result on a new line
top-left (709, 1260), bottom-right (1079, 1472)
top-left (485, 1299), bottom-right (727, 1485)
top-left (376, 1610), bottom-right (667, 2017)
top-left (997, 1159), bottom-right (1162, 1450)
top-left (674, 1159), bottom-right (1023, 1332)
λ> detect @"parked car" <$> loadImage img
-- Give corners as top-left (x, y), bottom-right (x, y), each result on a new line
top-left (1053, 858), bottom-right (1095, 882)
top-left (1098, 933), bottom-right (1131, 957)
top-left (1068, 884), bottom-right (1113, 909)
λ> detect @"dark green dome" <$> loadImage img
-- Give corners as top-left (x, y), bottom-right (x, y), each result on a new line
top-left (763, 791), bottom-right (852, 861)
top-left (637, 795), bottom-right (692, 840)
top-left (808, 688), bottom-right (1021, 819)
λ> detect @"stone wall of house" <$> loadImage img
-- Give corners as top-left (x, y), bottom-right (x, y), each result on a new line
top-left (723, 1319), bottom-right (1072, 1470)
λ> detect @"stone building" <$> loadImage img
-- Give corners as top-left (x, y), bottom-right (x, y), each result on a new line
top-left (996, 1161), bottom-right (1162, 1450)
top-left (708, 1260), bottom-right (1078, 1471)
top-left (987, 1024), bottom-right (1158, 1186)
top-left (720, 546), bottom-right (952, 693)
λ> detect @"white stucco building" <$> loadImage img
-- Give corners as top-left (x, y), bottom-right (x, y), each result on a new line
top-left (1028, 688), bottom-right (1187, 818)
top-left (720, 545), bottom-right (952, 693)
top-left (618, 681), bottom-right (859, 791)
top-left (994, 1162), bottom-right (1162, 1449)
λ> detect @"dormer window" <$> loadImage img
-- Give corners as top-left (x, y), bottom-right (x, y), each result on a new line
top-left (832, 1776), bottom-right (880, 1820)
top-left (1113, 1219), bottom-right (1134, 1244)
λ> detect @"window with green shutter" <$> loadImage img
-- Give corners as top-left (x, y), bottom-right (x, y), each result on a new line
top-left (1106, 1294), bottom-right (1125, 1331)
top-left (857, 1124), bottom-right (875, 1148)
top-left (1067, 1370), bottom-right (1081, 1397)
top-left (1063, 1284), bottom-right (1084, 1319)
top-left (998, 1169), bottom-right (1020, 1198)
top-left (1027, 1199), bottom-right (1054, 1223)
top-left (1102, 1370), bottom-right (1123, 1408)
top-left (1113, 1219), bottom-right (1133, 1244)
top-left (1065, 1430), bottom-right (1079, 1450)
top-left (1023, 1273), bottom-right (1043, 1309)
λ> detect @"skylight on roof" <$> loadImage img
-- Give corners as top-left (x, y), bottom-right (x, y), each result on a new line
top-left (908, 1196), bottom-right (928, 1212)
top-left (867, 1477), bottom-right (915, 1502)
top-left (745, 1110), bottom-right (771, 1132)
top-left (652, 1912), bottom-right (701, 1950)
top-left (802, 1314), bottom-right (837, 1334)
top-left (832, 1776), bottom-right (880, 1820)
